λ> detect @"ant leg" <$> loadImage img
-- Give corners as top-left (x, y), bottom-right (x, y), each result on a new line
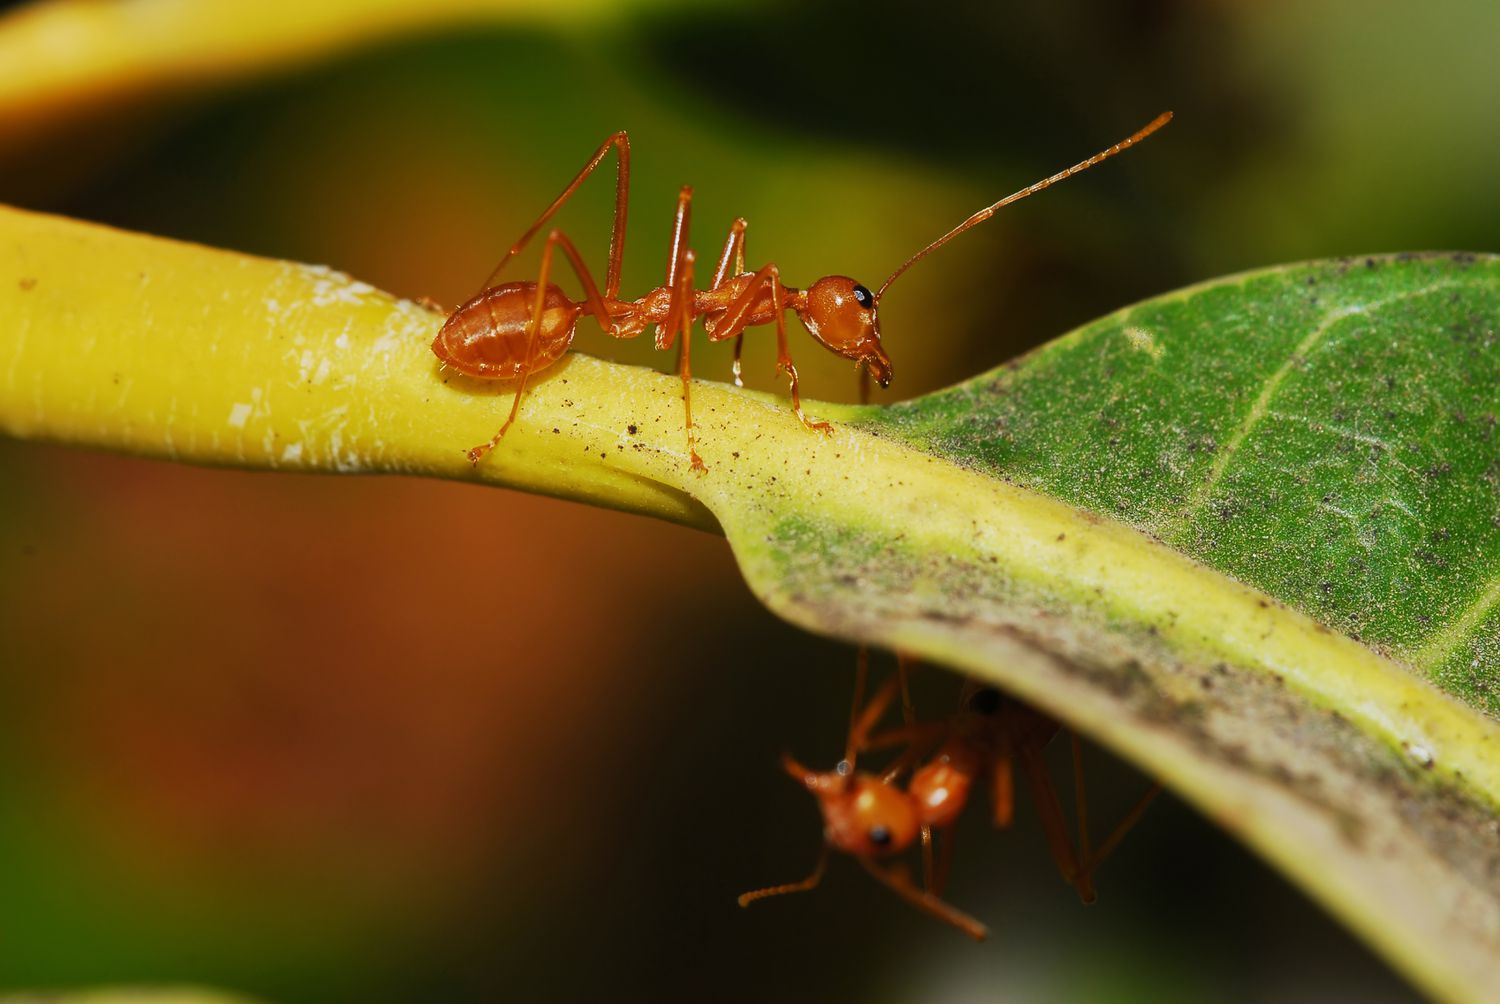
top-left (729, 227), bottom-right (747, 386)
top-left (481, 132), bottom-right (631, 297)
top-left (707, 263), bottom-right (830, 433)
top-left (467, 230), bottom-right (564, 463)
top-left (867, 726), bottom-right (947, 785)
top-left (771, 277), bottom-right (830, 433)
top-left (843, 672), bottom-right (902, 773)
top-left (1071, 733), bottom-right (1092, 865)
top-left (1016, 744), bottom-right (1093, 903)
top-left (1077, 782), bottom-right (1163, 885)
top-left (676, 249), bottom-right (706, 473)
top-left (858, 859), bottom-right (988, 941)
top-left (991, 749), bottom-right (1015, 828)
top-left (895, 653), bottom-right (935, 889)
top-left (656, 186), bottom-right (695, 351)
top-left (647, 187), bottom-right (704, 471)
top-left (706, 219), bottom-right (749, 385)
top-left (467, 227), bottom-right (612, 464)
top-left (932, 825), bottom-right (956, 898)
top-left (843, 647), bottom-right (871, 769)
top-left (738, 844), bottom-right (829, 908)
top-left (896, 653), bottom-right (917, 724)
top-left (1064, 731), bottom-right (1161, 890)
top-left (708, 219), bottom-right (747, 298)
top-left (539, 229), bottom-right (621, 334)
top-left (704, 262), bottom-right (775, 342)
top-left (862, 721), bottom-right (947, 762)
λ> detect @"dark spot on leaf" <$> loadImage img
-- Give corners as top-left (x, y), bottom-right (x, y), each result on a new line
top-left (18, 277), bottom-right (35, 290)
top-left (1415, 547), bottom-right (1449, 569)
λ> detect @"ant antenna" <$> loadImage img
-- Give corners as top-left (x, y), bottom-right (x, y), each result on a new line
top-left (875, 111), bottom-right (1173, 301)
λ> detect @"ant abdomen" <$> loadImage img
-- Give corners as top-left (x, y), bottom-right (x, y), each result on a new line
top-left (433, 282), bottom-right (581, 379)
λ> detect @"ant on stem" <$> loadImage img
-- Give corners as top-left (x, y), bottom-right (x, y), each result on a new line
top-left (431, 113), bottom-right (1172, 470)
top-left (738, 653), bottom-right (1162, 939)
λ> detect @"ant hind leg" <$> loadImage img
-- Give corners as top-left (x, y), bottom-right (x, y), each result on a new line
top-left (1016, 744), bottom-right (1093, 903)
top-left (479, 132), bottom-right (631, 296)
top-left (1076, 779), bottom-right (1163, 887)
top-left (468, 228), bottom-right (613, 465)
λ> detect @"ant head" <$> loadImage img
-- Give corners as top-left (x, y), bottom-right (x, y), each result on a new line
top-left (843, 111), bottom-right (1173, 392)
top-left (798, 276), bottom-right (893, 388)
top-left (782, 754), bottom-right (918, 858)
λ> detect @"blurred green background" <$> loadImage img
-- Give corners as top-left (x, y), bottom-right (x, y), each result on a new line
top-left (3, 0), bottom-right (1497, 1000)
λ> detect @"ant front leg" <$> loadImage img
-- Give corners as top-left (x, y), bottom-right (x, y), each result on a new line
top-left (844, 646), bottom-right (871, 770)
top-left (708, 263), bottom-right (831, 434)
top-left (738, 844), bottom-right (829, 909)
top-left (858, 859), bottom-right (987, 941)
top-left (769, 272), bottom-right (831, 433)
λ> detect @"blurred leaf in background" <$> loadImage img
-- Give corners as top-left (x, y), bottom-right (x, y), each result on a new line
top-left (2, 0), bottom-right (1496, 1001)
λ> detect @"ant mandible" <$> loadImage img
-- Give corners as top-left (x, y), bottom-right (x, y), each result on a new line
top-left (431, 112), bottom-right (1173, 471)
top-left (738, 653), bottom-right (1162, 939)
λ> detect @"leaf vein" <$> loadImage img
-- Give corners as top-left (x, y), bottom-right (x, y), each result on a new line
top-left (1164, 282), bottom-right (1460, 534)
top-left (1410, 572), bottom-right (1500, 672)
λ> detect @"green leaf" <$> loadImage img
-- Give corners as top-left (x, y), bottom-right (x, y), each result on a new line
top-left (866, 252), bottom-right (1500, 714)
top-left (2, 206), bottom-right (1497, 1003)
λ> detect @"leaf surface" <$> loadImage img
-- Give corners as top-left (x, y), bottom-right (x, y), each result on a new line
top-left (2, 206), bottom-right (1498, 1003)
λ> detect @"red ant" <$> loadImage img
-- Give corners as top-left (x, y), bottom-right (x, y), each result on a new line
top-left (738, 654), bottom-right (1162, 939)
top-left (431, 113), bottom-right (1173, 470)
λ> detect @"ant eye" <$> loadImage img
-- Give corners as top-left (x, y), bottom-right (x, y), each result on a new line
top-left (852, 284), bottom-right (874, 309)
top-left (868, 824), bottom-right (892, 847)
